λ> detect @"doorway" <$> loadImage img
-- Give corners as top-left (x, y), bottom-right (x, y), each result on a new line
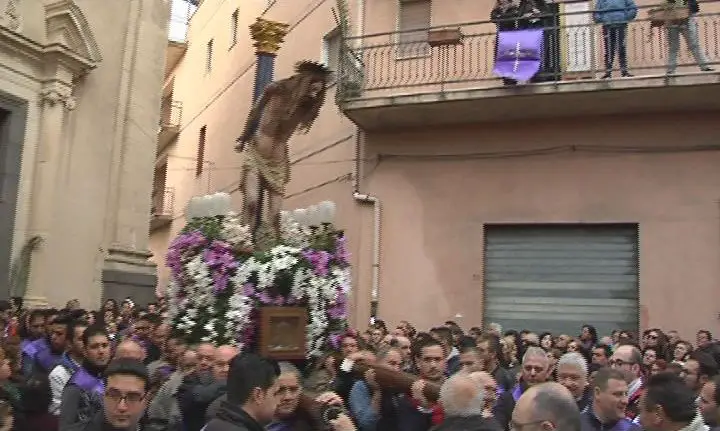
top-left (0, 94), bottom-right (28, 299)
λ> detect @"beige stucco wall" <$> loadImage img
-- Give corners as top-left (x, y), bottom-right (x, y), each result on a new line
top-left (0, 0), bottom-right (169, 307)
top-left (151, 0), bottom-right (720, 336)
top-left (360, 112), bottom-right (720, 339)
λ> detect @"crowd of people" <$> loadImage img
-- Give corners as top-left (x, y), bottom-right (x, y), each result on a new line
top-left (0, 295), bottom-right (718, 431)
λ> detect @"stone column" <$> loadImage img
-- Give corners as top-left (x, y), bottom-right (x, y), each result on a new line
top-left (249, 18), bottom-right (289, 102)
top-left (23, 64), bottom-right (76, 309)
top-left (101, 0), bottom-right (169, 306)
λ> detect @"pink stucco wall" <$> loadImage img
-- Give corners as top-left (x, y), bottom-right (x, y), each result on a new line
top-left (359, 112), bottom-right (720, 340)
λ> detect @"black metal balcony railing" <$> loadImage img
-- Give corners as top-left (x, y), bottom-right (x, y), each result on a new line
top-left (151, 187), bottom-right (175, 218)
top-left (160, 100), bottom-right (183, 128)
top-left (337, 2), bottom-right (720, 102)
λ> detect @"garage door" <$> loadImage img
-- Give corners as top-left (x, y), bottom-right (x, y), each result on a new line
top-left (483, 224), bottom-right (638, 337)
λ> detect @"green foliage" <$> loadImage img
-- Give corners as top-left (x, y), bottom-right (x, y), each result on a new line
top-left (181, 216), bottom-right (225, 241)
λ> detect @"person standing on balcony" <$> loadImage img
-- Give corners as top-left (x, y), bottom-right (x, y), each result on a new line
top-left (664, 0), bottom-right (714, 75)
top-left (491, 0), bottom-right (547, 85)
top-left (594, 0), bottom-right (638, 78)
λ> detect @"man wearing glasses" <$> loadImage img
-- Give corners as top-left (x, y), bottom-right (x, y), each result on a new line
top-left (65, 358), bottom-right (153, 430)
top-left (609, 345), bottom-right (643, 422)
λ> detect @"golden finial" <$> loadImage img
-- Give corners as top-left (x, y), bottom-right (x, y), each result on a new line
top-left (249, 17), bottom-right (290, 55)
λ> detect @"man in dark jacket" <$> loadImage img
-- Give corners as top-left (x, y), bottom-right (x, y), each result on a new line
top-left (581, 368), bottom-right (640, 431)
top-left (65, 358), bottom-right (163, 431)
top-left (178, 345), bottom-right (239, 431)
top-left (203, 352), bottom-right (281, 431)
top-left (59, 324), bottom-right (112, 429)
top-left (494, 347), bottom-right (551, 431)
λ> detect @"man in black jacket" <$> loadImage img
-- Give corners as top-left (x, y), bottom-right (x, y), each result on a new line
top-left (65, 358), bottom-right (162, 431)
top-left (178, 345), bottom-right (239, 431)
top-left (203, 352), bottom-right (281, 431)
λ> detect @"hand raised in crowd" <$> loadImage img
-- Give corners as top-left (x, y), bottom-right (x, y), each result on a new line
top-left (411, 379), bottom-right (430, 408)
top-left (329, 413), bottom-right (357, 431)
top-left (314, 391), bottom-right (344, 406)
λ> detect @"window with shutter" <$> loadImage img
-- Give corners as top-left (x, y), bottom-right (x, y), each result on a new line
top-left (397, 0), bottom-right (431, 58)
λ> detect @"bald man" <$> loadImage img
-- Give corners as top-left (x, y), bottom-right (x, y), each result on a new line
top-left (610, 344), bottom-right (643, 420)
top-left (437, 373), bottom-right (502, 431)
top-left (469, 371), bottom-right (500, 419)
top-left (512, 382), bottom-right (581, 431)
top-left (115, 339), bottom-right (146, 362)
top-left (178, 345), bottom-right (240, 431)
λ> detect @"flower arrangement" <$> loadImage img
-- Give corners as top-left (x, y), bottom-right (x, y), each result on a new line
top-left (165, 194), bottom-right (351, 358)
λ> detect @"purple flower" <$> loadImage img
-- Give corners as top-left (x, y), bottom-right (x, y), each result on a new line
top-left (302, 250), bottom-right (332, 277)
top-left (167, 231), bottom-right (208, 277)
top-left (328, 294), bottom-right (347, 319)
top-left (273, 296), bottom-right (285, 306)
top-left (328, 333), bottom-right (343, 349)
top-left (203, 241), bottom-right (239, 293)
top-left (242, 283), bottom-right (255, 296)
top-left (257, 292), bottom-right (273, 305)
top-left (334, 236), bottom-right (350, 264)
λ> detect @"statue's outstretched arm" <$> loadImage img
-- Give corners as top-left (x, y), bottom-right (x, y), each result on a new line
top-left (236, 83), bottom-right (280, 145)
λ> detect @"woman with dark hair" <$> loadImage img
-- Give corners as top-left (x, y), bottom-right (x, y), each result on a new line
top-left (567, 339), bottom-right (593, 366)
top-left (580, 325), bottom-right (598, 350)
top-left (539, 332), bottom-right (554, 351)
top-left (644, 328), bottom-right (671, 360)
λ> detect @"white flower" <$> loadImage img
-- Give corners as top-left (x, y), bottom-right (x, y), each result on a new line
top-left (219, 213), bottom-right (254, 249)
top-left (167, 216), bottom-right (354, 354)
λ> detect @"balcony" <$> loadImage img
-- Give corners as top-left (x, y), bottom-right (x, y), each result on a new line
top-left (158, 100), bottom-right (182, 152)
top-left (151, 187), bottom-right (175, 231)
top-left (337, 4), bottom-right (720, 130)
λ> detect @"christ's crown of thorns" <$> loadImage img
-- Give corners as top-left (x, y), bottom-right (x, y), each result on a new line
top-left (295, 60), bottom-right (333, 76)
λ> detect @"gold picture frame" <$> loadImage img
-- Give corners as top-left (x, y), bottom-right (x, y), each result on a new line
top-left (259, 306), bottom-right (307, 360)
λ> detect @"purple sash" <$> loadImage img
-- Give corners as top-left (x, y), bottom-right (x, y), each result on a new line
top-left (70, 367), bottom-right (105, 396)
top-left (615, 418), bottom-right (635, 431)
top-left (21, 338), bottom-right (43, 358)
top-left (511, 384), bottom-right (523, 402)
top-left (493, 29), bottom-right (544, 82)
top-left (156, 364), bottom-right (175, 379)
top-left (20, 339), bottom-right (34, 354)
top-left (31, 339), bottom-right (61, 373)
top-left (267, 422), bottom-right (293, 431)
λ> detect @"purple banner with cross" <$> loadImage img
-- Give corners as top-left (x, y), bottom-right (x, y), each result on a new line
top-left (493, 29), bottom-right (544, 82)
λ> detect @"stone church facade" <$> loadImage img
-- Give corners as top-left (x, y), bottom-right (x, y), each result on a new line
top-left (0, 0), bottom-right (170, 307)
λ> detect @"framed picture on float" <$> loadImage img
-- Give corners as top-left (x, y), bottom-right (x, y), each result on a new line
top-left (259, 306), bottom-right (307, 360)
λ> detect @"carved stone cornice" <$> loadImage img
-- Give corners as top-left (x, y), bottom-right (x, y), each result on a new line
top-left (249, 17), bottom-right (289, 55)
top-left (40, 83), bottom-right (76, 110)
top-left (0, 0), bottom-right (21, 32)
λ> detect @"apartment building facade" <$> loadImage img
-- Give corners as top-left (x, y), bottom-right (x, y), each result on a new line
top-left (336, 0), bottom-right (720, 337)
top-left (152, 0), bottom-right (720, 337)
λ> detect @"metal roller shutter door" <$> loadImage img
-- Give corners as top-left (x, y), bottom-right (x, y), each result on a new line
top-left (483, 224), bottom-right (639, 337)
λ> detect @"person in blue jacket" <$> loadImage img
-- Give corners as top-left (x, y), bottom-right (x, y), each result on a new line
top-left (594, 0), bottom-right (638, 78)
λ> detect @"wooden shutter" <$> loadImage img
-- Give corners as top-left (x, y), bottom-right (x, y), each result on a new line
top-left (398, 0), bottom-right (431, 57)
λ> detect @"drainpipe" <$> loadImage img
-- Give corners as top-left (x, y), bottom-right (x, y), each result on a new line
top-left (352, 130), bottom-right (381, 324)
